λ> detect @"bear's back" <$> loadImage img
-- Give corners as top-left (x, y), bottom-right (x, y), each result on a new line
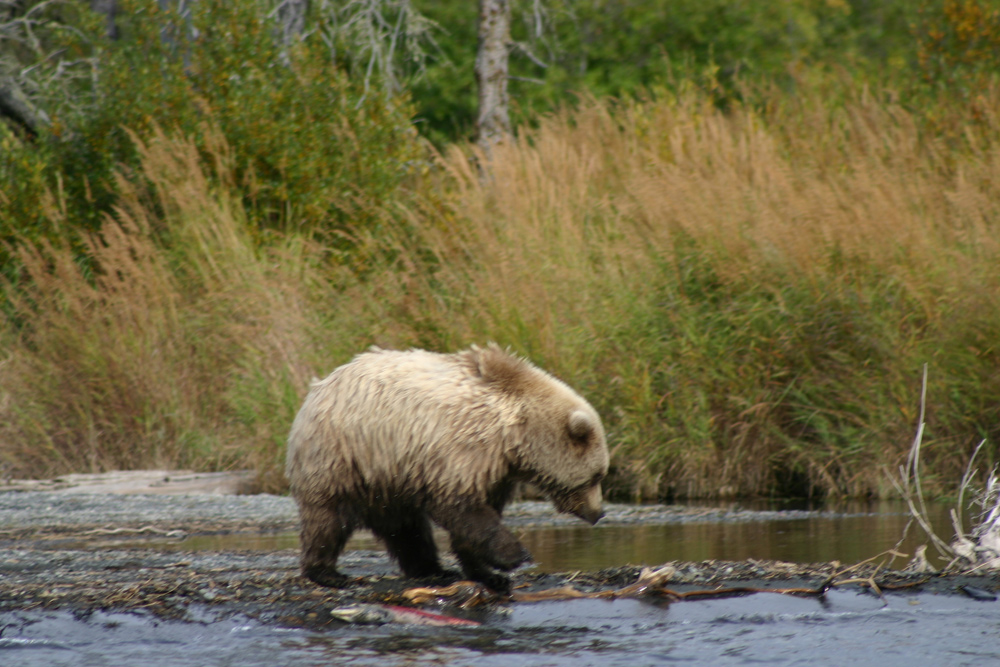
top-left (286, 347), bottom-right (514, 501)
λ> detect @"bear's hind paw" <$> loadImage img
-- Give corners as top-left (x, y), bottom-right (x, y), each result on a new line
top-left (304, 566), bottom-right (350, 588)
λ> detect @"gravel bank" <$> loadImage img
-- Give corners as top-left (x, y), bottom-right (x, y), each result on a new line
top-left (2, 491), bottom-right (997, 625)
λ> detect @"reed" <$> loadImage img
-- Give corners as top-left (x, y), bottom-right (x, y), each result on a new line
top-left (357, 86), bottom-right (1000, 499)
top-left (1, 128), bottom-right (333, 490)
top-left (3, 82), bottom-right (998, 499)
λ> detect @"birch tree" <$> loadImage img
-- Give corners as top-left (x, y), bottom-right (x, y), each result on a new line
top-left (475, 0), bottom-right (510, 152)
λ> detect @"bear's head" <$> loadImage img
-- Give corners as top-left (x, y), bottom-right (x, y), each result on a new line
top-left (470, 344), bottom-right (610, 524)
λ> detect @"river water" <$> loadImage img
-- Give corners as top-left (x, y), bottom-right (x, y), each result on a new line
top-left (521, 501), bottom-right (952, 571)
top-left (4, 584), bottom-right (998, 666)
top-left (173, 500), bottom-right (962, 571)
top-left (3, 500), bottom-right (998, 666)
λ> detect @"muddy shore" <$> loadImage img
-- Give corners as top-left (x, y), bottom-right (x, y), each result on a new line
top-left (2, 491), bottom-right (997, 629)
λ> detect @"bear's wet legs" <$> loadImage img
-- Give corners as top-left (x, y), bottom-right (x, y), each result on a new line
top-left (299, 501), bottom-right (354, 587)
top-left (437, 505), bottom-right (531, 593)
top-left (372, 511), bottom-right (447, 579)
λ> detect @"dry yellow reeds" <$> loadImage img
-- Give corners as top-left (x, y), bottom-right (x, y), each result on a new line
top-left (1, 127), bottom-right (325, 488)
top-left (3, 84), bottom-right (998, 499)
top-left (358, 87), bottom-right (1000, 498)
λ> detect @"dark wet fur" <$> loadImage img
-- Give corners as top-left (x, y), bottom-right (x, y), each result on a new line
top-left (298, 494), bottom-right (530, 594)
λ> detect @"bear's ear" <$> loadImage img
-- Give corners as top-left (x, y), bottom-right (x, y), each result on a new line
top-left (472, 343), bottom-right (528, 393)
top-left (568, 410), bottom-right (594, 443)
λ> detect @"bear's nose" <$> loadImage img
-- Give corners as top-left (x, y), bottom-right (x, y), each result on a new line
top-left (569, 484), bottom-right (604, 525)
top-left (575, 505), bottom-right (604, 525)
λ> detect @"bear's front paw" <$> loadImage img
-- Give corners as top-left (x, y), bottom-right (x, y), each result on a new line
top-left (490, 540), bottom-right (532, 571)
top-left (479, 572), bottom-right (513, 595)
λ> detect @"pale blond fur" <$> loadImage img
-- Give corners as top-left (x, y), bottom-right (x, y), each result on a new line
top-left (286, 343), bottom-right (608, 510)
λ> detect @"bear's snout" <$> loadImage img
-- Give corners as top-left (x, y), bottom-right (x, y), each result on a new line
top-left (557, 483), bottom-right (605, 525)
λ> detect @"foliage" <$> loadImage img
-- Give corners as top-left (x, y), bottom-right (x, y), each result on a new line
top-left (913, 0), bottom-right (1000, 130)
top-left (347, 87), bottom-right (1000, 499)
top-left (916, 0), bottom-right (1000, 85)
top-left (0, 0), bottom-right (423, 250)
top-left (410, 0), bottom-right (921, 144)
top-left (0, 129), bottom-right (348, 488)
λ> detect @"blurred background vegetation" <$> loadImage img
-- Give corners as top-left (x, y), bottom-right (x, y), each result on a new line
top-left (1, 0), bottom-right (999, 500)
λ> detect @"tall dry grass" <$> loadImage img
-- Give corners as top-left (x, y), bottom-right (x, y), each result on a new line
top-left (0, 128), bottom-right (333, 489)
top-left (3, 85), bottom-right (998, 499)
top-left (358, 87), bottom-right (1000, 498)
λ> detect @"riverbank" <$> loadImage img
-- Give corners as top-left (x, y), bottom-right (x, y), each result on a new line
top-left (2, 490), bottom-right (998, 626)
top-left (4, 489), bottom-right (1000, 667)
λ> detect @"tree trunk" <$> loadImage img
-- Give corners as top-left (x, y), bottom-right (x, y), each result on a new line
top-left (277, 0), bottom-right (309, 44)
top-left (475, 0), bottom-right (511, 154)
top-left (90, 0), bottom-right (119, 39)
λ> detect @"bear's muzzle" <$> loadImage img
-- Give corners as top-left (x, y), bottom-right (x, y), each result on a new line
top-left (556, 483), bottom-right (605, 525)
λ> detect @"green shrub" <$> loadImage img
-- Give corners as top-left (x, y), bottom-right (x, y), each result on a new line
top-left (410, 0), bottom-right (922, 144)
top-left (1, 0), bottom-right (424, 243)
top-left (0, 129), bottom-right (335, 488)
top-left (351, 88), bottom-right (1000, 499)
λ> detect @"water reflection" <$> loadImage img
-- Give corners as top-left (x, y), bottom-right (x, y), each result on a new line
top-left (172, 501), bottom-right (961, 571)
top-left (519, 514), bottom-right (942, 572)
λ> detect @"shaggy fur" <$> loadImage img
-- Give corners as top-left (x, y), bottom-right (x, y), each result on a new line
top-left (285, 343), bottom-right (609, 592)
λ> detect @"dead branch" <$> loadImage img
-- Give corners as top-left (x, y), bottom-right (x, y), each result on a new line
top-left (887, 365), bottom-right (999, 572)
top-left (399, 552), bottom-right (927, 608)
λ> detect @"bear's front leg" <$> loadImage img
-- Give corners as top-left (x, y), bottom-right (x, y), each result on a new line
top-left (372, 510), bottom-right (449, 580)
top-left (435, 505), bottom-right (531, 594)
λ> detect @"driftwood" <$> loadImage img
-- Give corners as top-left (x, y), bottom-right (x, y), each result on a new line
top-left (400, 554), bottom-right (928, 610)
top-left (0, 470), bottom-right (255, 495)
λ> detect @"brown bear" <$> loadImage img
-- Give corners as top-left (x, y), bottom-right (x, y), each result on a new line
top-left (285, 343), bottom-right (609, 592)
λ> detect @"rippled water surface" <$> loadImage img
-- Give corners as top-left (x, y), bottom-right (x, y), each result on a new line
top-left (4, 590), bottom-right (998, 667)
top-left (520, 509), bottom-right (945, 571)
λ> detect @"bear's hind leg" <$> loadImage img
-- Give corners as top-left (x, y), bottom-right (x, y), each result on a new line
top-left (299, 501), bottom-right (355, 587)
top-left (374, 511), bottom-right (447, 579)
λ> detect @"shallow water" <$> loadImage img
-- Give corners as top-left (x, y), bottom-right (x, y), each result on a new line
top-left (173, 500), bottom-right (960, 570)
top-left (3, 589), bottom-right (998, 667)
top-left (520, 510), bottom-right (941, 571)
